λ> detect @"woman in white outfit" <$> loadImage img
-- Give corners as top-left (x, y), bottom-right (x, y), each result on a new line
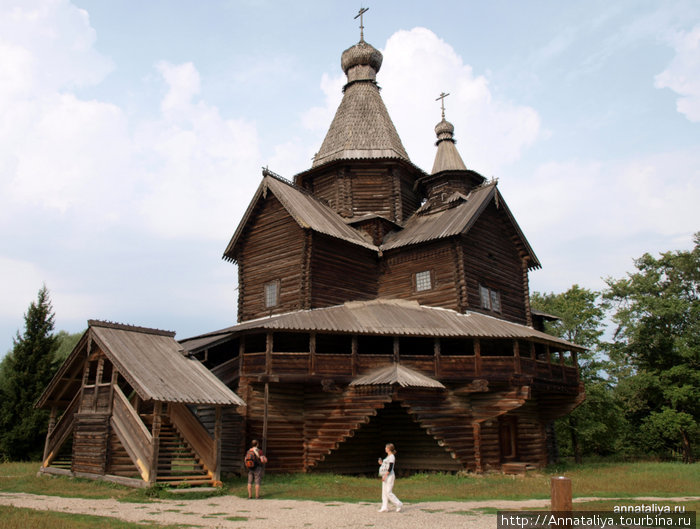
top-left (378, 443), bottom-right (403, 512)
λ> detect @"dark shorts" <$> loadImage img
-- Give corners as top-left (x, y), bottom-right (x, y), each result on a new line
top-left (248, 466), bottom-right (263, 485)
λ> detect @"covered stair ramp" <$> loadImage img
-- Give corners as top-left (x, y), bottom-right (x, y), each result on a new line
top-left (36, 320), bottom-right (246, 488)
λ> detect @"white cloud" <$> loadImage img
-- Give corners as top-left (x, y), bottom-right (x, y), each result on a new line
top-left (380, 28), bottom-right (541, 175)
top-left (506, 149), bottom-right (700, 291)
top-left (655, 24), bottom-right (700, 122)
top-left (300, 28), bottom-right (541, 176)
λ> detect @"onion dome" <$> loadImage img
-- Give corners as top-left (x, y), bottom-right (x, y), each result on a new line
top-left (431, 117), bottom-right (467, 174)
top-left (341, 39), bottom-right (383, 83)
top-left (311, 37), bottom-right (409, 168)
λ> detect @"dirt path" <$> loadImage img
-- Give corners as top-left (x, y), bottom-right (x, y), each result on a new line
top-left (1, 492), bottom-right (698, 529)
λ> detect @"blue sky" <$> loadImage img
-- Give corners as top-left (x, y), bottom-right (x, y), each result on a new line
top-left (1, 0), bottom-right (699, 355)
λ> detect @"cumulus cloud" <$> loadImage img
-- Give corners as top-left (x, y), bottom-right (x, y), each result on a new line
top-left (301, 28), bottom-right (541, 176)
top-left (655, 24), bottom-right (700, 122)
top-left (506, 149), bottom-right (700, 291)
top-left (381, 28), bottom-right (541, 175)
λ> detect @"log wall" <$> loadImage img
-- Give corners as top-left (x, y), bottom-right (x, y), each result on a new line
top-left (461, 202), bottom-right (529, 324)
top-left (379, 241), bottom-right (460, 310)
top-left (310, 234), bottom-right (378, 307)
top-left (236, 196), bottom-right (306, 322)
top-left (72, 413), bottom-right (110, 475)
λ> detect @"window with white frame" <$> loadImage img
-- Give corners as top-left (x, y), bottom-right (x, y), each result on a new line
top-left (480, 284), bottom-right (501, 313)
top-left (415, 270), bottom-right (432, 292)
top-left (264, 280), bottom-right (280, 308)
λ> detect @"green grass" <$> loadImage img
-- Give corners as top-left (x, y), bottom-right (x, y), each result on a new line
top-left (221, 462), bottom-right (700, 502)
top-left (1, 461), bottom-right (698, 505)
top-left (0, 505), bottom-right (191, 529)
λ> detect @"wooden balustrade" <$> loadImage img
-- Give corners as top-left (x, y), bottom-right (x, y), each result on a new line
top-left (235, 350), bottom-right (578, 385)
top-left (42, 391), bottom-right (81, 467)
top-left (169, 402), bottom-right (216, 474)
top-left (110, 386), bottom-right (152, 481)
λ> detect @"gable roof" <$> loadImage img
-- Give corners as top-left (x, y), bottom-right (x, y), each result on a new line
top-left (223, 173), bottom-right (377, 262)
top-left (37, 320), bottom-right (245, 409)
top-left (350, 363), bottom-right (446, 388)
top-left (180, 298), bottom-right (584, 353)
top-left (381, 182), bottom-right (541, 268)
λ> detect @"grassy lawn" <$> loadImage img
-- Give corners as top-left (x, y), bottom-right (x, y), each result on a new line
top-left (1, 461), bottom-right (698, 504)
top-left (0, 505), bottom-right (189, 529)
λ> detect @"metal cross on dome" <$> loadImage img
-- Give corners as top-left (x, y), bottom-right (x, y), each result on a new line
top-left (436, 92), bottom-right (450, 119)
top-left (355, 7), bottom-right (369, 41)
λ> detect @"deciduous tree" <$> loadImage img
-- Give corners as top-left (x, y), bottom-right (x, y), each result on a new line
top-left (605, 234), bottom-right (700, 462)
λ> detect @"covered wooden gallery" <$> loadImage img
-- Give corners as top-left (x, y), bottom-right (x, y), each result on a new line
top-left (36, 320), bottom-right (245, 488)
top-left (182, 298), bottom-right (585, 475)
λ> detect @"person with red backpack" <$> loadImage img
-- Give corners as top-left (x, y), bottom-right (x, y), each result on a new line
top-left (245, 439), bottom-right (267, 499)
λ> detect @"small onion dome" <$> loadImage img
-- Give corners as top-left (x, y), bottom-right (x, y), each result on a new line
top-left (341, 40), bottom-right (383, 83)
top-left (435, 118), bottom-right (456, 144)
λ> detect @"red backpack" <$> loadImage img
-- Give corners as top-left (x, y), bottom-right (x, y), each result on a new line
top-left (244, 448), bottom-right (259, 469)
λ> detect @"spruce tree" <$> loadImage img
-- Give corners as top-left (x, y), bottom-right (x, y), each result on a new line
top-left (0, 285), bottom-right (59, 460)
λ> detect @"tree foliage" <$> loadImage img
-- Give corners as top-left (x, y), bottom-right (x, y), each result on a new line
top-left (531, 285), bottom-right (620, 460)
top-left (0, 286), bottom-right (59, 461)
top-left (605, 234), bottom-right (700, 462)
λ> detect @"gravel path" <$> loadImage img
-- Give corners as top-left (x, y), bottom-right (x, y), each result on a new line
top-left (1, 492), bottom-right (698, 529)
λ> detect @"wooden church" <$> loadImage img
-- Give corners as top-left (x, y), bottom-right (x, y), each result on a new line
top-left (37, 16), bottom-right (584, 486)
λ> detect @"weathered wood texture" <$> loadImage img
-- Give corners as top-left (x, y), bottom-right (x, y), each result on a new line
top-left (236, 195), bottom-right (306, 322)
top-left (461, 202), bottom-right (529, 324)
top-left (194, 405), bottom-right (244, 475)
top-left (310, 234), bottom-right (378, 307)
top-left (72, 413), bottom-right (110, 475)
top-left (379, 241), bottom-right (460, 310)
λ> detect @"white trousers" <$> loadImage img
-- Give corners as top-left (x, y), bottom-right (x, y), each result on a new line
top-left (381, 473), bottom-right (401, 510)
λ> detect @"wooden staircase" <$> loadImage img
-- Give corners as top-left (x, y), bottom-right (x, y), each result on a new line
top-left (152, 415), bottom-right (215, 487)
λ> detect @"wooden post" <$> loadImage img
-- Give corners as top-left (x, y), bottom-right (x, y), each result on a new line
top-left (513, 340), bottom-right (521, 375)
top-left (530, 341), bottom-right (536, 360)
top-left (572, 350), bottom-right (579, 379)
top-left (238, 337), bottom-right (245, 377)
top-left (434, 337), bottom-right (441, 377)
top-left (213, 406), bottom-right (222, 483)
top-left (149, 401), bottom-right (162, 486)
top-left (265, 332), bottom-right (273, 375)
top-left (309, 333), bottom-right (316, 375)
top-left (42, 406), bottom-right (58, 465)
top-left (93, 357), bottom-right (104, 412)
top-left (551, 475), bottom-right (572, 511)
top-left (351, 336), bottom-right (358, 376)
top-left (473, 422), bottom-right (482, 473)
top-left (546, 345), bottom-right (553, 376)
top-left (262, 382), bottom-right (269, 455)
top-left (474, 339), bottom-right (482, 376)
top-left (393, 337), bottom-right (399, 363)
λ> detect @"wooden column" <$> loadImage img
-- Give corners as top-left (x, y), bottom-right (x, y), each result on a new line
top-left (393, 337), bottom-right (399, 363)
top-left (434, 338), bottom-right (441, 377)
top-left (546, 345), bottom-right (553, 376)
top-left (351, 336), bottom-right (358, 376)
top-left (149, 401), bottom-right (162, 486)
top-left (530, 341), bottom-right (536, 360)
top-left (559, 350), bottom-right (567, 382)
top-left (92, 357), bottom-right (104, 412)
top-left (309, 333), bottom-right (316, 375)
top-left (572, 350), bottom-right (580, 379)
top-left (265, 332), bottom-right (273, 375)
top-left (107, 366), bottom-right (118, 414)
top-left (238, 337), bottom-right (245, 376)
top-left (262, 382), bottom-right (270, 454)
top-left (42, 406), bottom-right (58, 464)
top-left (474, 339), bottom-right (482, 376)
top-left (513, 340), bottom-right (521, 375)
top-left (213, 406), bottom-right (222, 483)
top-left (473, 422), bottom-right (482, 473)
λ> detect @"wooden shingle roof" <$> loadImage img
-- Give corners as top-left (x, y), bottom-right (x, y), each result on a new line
top-left (223, 173), bottom-right (376, 261)
top-left (37, 321), bottom-right (245, 408)
top-left (180, 298), bottom-right (584, 353)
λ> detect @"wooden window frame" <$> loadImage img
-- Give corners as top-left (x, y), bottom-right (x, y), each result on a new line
top-left (479, 284), bottom-right (502, 313)
top-left (414, 270), bottom-right (433, 292)
top-left (264, 279), bottom-right (280, 308)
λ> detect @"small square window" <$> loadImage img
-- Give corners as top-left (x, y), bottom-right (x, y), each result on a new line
top-left (264, 281), bottom-right (279, 308)
top-left (415, 270), bottom-right (432, 292)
